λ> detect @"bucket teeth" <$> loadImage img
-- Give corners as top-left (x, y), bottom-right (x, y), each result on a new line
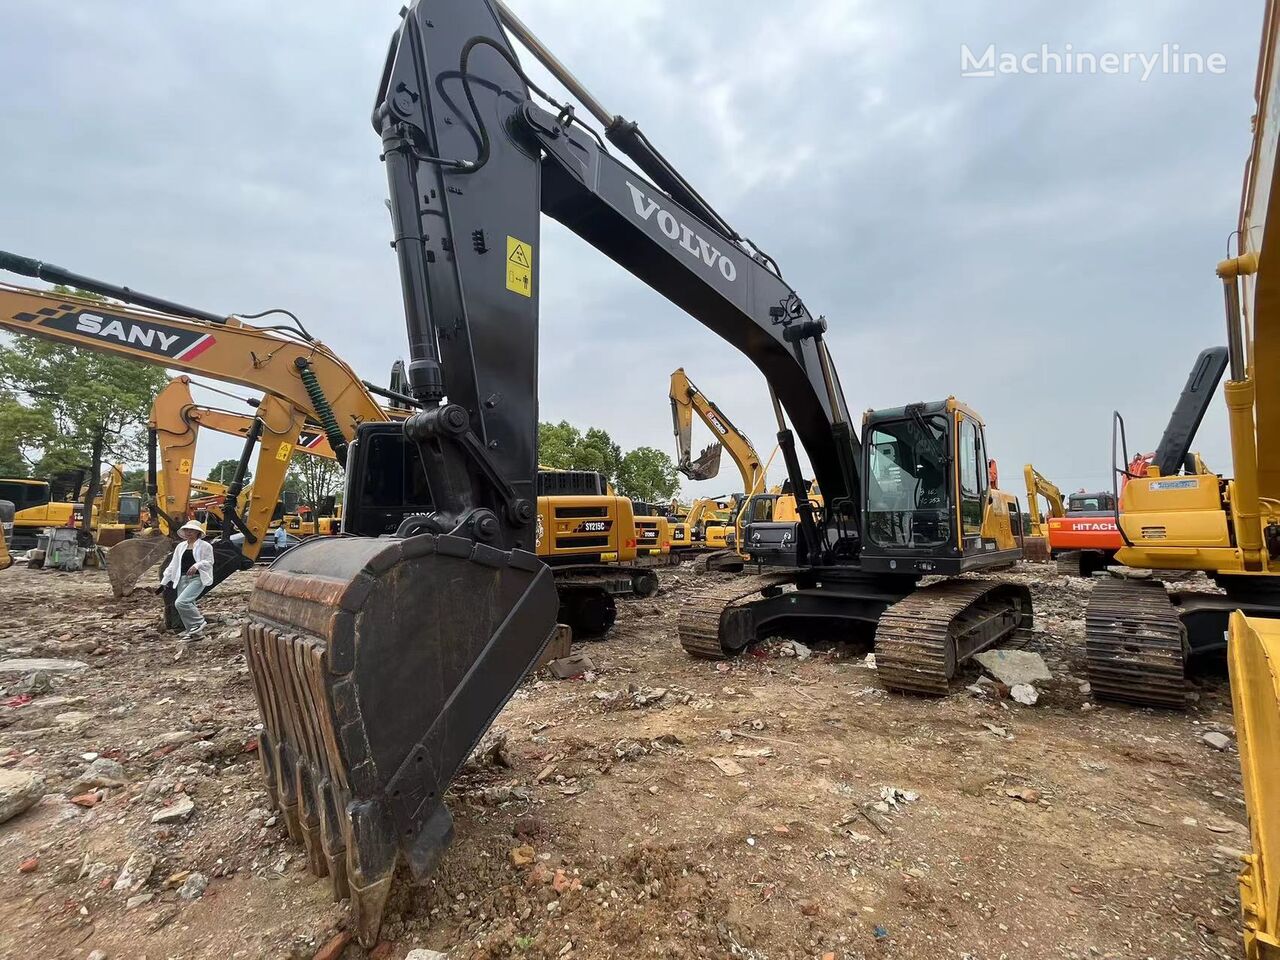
top-left (243, 532), bottom-right (558, 945)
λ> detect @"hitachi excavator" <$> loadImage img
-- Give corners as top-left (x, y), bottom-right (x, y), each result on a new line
top-left (669, 366), bottom-right (768, 571)
top-left (146, 3), bottom-right (1036, 942)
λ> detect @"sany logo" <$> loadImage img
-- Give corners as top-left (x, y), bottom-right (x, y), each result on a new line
top-left (73, 312), bottom-right (214, 361)
top-left (626, 182), bottom-right (738, 282)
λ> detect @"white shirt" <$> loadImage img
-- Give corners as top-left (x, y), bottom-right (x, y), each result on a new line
top-left (161, 538), bottom-right (215, 588)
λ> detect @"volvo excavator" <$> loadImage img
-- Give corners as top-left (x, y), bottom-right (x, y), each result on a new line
top-left (128, 2), bottom-right (1041, 942)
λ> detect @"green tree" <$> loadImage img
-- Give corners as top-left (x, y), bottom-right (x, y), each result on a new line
top-left (206, 458), bottom-right (251, 486)
top-left (537, 421), bottom-right (581, 470)
top-left (577, 428), bottom-right (622, 484)
top-left (536, 421), bottom-right (622, 485)
top-left (0, 387), bottom-right (55, 477)
top-left (0, 287), bottom-right (167, 530)
top-left (119, 467), bottom-right (148, 494)
top-left (615, 446), bottom-right (681, 502)
top-left (287, 456), bottom-right (343, 515)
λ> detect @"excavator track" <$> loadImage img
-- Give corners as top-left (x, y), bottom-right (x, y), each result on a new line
top-left (678, 572), bottom-right (798, 659)
top-left (1084, 577), bottom-right (1188, 709)
top-left (1055, 551), bottom-right (1084, 577)
top-left (875, 579), bottom-right (1034, 696)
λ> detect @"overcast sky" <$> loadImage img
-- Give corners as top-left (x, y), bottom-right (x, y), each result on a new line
top-left (0, 1), bottom-right (1265, 501)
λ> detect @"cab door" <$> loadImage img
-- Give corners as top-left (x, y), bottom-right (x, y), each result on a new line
top-left (955, 413), bottom-right (988, 553)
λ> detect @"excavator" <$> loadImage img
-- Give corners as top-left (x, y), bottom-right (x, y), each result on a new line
top-left (171, 3), bottom-right (1031, 941)
top-left (1, 472), bottom-right (85, 551)
top-left (106, 375), bottom-right (347, 595)
top-left (0, 499), bottom-right (13, 571)
top-left (669, 366), bottom-right (770, 570)
top-left (1024, 464), bottom-right (1124, 575)
top-left (0, 263), bottom-right (650, 634)
top-left (0, 255), bottom-right (425, 608)
top-left (1080, 343), bottom-right (1231, 707)
top-left (1022, 464), bottom-right (1061, 560)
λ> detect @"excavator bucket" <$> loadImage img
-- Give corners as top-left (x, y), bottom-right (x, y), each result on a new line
top-left (1227, 612), bottom-right (1280, 959)
top-left (244, 532), bottom-right (558, 945)
top-left (106, 535), bottom-right (174, 598)
top-left (685, 442), bottom-right (723, 481)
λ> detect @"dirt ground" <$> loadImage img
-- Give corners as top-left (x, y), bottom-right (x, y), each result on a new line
top-left (0, 559), bottom-right (1250, 960)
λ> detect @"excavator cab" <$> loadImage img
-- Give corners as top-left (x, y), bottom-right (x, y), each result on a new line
top-left (859, 399), bottom-right (1021, 574)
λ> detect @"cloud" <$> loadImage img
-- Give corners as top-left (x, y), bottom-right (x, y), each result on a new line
top-left (0, 0), bottom-right (1264, 500)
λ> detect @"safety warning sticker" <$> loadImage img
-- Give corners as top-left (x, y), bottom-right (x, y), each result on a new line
top-left (506, 236), bottom-right (533, 297)
top-left (179, 458), bottom-right (192, 475)
top-left (275, 441), bottom-right (293, 463)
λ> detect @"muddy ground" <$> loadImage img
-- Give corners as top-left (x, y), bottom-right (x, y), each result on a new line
top-left (0, 560), bottom-right (1250, 960)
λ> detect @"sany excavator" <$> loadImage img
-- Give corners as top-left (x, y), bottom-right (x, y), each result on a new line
top-left (0, 266), bottom-right (655, 638)
top-left (669, 366), bottom-right (767, 571)
top-left (0, 255), bottom-right (419, 606)
top-left (105, 375), bottom-right (343, 598)
top-left (189, 2), bottom-right (1032, 941)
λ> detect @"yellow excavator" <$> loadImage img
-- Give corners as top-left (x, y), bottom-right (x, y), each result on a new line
top-left (1, 473), bottom-right (85, 551)
top-left (669, 366), bottom-right (769, 571)
top-left (1087, 6), bottom-right (1280, 955)
top-left (0, 499), bottom-right (13, 571)
top-left (106, 375), bottom-right (346, 595)
top-left (1022, 464), bottom-right (1062, 561)
top-left (0, 260), bottom-right (654, 636)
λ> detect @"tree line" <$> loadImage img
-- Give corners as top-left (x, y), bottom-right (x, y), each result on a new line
top-left (538, 421), bottom-right (680, 503)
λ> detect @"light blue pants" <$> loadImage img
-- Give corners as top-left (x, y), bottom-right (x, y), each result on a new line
top-left (174, 577), bottom-right (207, 632)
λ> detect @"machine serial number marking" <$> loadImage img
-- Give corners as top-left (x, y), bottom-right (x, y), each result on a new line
top-left (506, 236), bottom-right (533, 297)
top-left (1149, 479), bottom-right (1198, 491)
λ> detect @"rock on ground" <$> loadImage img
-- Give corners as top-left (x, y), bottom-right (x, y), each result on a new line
top-left (0, 769), bottom-right (46, 825)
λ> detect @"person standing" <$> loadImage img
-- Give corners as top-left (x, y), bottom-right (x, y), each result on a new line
top-left (273, 523), bottom-right (288, 553)
top-left (159, 520), bottom-right (214, 638)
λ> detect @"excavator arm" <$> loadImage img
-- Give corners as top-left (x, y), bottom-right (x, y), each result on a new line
top-left (0, 259), bottom-right (388, 465)
top-left (241, 2), bottom-right (864, 944)
top-left (1022, 464), bottom-right (1065, 539)
top-left (669, 367), bottom-right (764, 493)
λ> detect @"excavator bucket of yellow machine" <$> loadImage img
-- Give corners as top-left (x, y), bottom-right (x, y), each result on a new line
top-left (1228, 611), bottom-right (1280, 960)
top-left (244, 532), bottom-right (558, 945)
top-left (106, 534), bottom-right (175, 598)
top-left (686, 442), bottom-right (723, 482)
